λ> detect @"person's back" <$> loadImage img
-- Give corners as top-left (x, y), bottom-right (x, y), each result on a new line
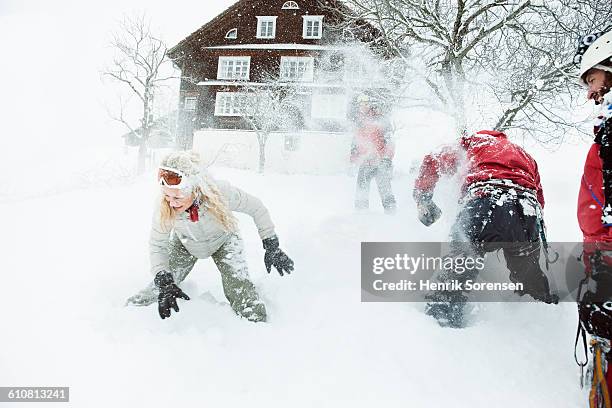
top-left (462, 131), bottom-right (542, 198)
top-left (413, 129), bottom-right (556, 327)
top-left (415, 130), bottom-right (544, 208)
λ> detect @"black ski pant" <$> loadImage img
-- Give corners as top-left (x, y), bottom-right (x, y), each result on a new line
top-left (579, 251), bottom-right (612, 340)
top-left (355, 161), bottom-right (396, 212)
top-left (432, 195), bottom-right (553, 302)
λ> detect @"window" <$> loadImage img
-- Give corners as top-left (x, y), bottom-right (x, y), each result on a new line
top-left (280, 56), bottom-right (314, 82)
top-left (302, 15), bottom-right (323, 39)
top-left (256, 16), bottom-right (277, 39)
top-left (184, 97), bottom-right (197, 111)
top-left (282, 1), bottom-right (299, 9)
top-left (214, 92), bottom-right (249, 116)
top-left (217, 56), bottom-right (251, 80)
top-left (225, 28), bottom-right (238, 39)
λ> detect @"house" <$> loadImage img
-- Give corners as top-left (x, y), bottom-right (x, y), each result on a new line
top-left (167, 0), bottom-right (388, 149)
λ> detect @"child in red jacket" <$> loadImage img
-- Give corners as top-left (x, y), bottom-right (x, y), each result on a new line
top-left (413, 130), bottom-right (558, 327)
top-left (350, 94), bottom-right (397, 214)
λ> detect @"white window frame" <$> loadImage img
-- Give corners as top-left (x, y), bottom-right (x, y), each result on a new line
top-left (184, 96), bottom-right (197, 111)
top-left (225, 28), bottom-right (238, 39)
top-left (280, 56), bottom-right (314, 82)
top-left (282, 1), bottom-right (299, 9)
top-left (302, 15), bottom-right (323, 39)
top-left (214, 92), bottom-right (249, 117)
top-left (216, 56), bottom-right (251, 80)
top-left (256, 16), bottom-right (277, 39)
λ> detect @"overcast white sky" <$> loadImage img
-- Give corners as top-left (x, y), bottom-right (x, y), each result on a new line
top-left (0, 0), bottom-right (234, 155)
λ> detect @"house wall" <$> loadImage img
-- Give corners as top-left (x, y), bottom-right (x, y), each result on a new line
top-left (172, 0), bottom-right (347, 79)
top-left (199, 48), bottom-right (319, 82)
top-left (170, 0), bottom-right (384, 149)
top-left (178, 46), bottom-right (347, 137)
top-left (198, 84), bottom-right (351, 132)
top-left (192, 129), bottom-right (352, 174)
top-left (184, 0), bottom-right (343, 49)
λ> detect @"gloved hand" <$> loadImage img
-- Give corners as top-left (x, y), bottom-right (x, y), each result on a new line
top-left (417, 200), bottom-right (442, 226)
top-left (154, 271), bottom-right (190, 319)
top-left (520, 289), bottom-right (559, 305)
top-left (543, 293), bottom-right (559, 305)
top-left (263, 236), bottom-right (294, 276)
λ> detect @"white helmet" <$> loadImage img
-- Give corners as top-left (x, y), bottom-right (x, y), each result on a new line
top-left (575, 28), bottom-right (612, 85)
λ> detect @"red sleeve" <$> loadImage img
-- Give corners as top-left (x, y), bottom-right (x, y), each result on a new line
top-left (533, 161), bottom-right (545, 209)
top-left (414, 145), bottom-right (460, 197)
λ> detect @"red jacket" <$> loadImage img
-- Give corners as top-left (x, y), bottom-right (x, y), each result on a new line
top-left (578, 143), bottom-right (612, 243)
top-left (350, 113), bottom-right (394, 166)
top-left (414, 130), bottom-right (545, 208)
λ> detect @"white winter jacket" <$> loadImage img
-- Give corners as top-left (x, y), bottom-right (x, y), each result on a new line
top-left (149, 180), bottom-right (276, 275)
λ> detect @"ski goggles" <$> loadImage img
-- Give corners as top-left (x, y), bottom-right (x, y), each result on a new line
top-left (158, 166), bottom-right (188, 189)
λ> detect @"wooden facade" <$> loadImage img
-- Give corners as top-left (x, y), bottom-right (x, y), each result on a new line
top-left (168, 0), bottom-right (384, 148)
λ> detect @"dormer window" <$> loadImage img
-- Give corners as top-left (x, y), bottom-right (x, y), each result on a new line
top-left (225, 28), bottom-right (238, 39)
top-left (302, 15), bottom-right (323, 39)
top-left (256, 16), bottom-right (277, 39)
top-left (282, 1), bottom-right (299, 9)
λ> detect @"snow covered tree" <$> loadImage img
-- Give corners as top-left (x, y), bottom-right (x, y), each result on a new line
top-left (102, 13), bottom-right (177, 173)
top-left (234, 80), bottom-right (304, 173)
top-left (323, 0), bottom-right (612, 142)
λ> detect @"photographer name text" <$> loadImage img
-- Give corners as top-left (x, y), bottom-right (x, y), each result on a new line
top-left (372, 279), bottom-right (523, 292)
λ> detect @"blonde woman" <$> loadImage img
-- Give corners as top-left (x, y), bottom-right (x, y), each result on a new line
top-left (126, 151), bottom-right (294, 322)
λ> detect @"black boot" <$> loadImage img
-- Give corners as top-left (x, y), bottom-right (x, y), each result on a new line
top-left (382, 196), bottom-right (397, 215)
top-left (425, 291), bottom-right (468, 328)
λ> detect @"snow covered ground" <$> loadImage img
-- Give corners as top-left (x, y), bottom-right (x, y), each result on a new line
top-left (0, 1), bottom-right (598, 405)
top-left (0, 138), bottom-right (592, 407)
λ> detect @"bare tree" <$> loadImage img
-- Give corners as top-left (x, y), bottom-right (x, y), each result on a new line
top-left (322, 0), bottom-right (612, 142)
top-left (234, 79), bottom-right (304, 173)
top-left (102, 13), bottom-right (177, 173)
top-left (481, 0), bottom-right (612, 143)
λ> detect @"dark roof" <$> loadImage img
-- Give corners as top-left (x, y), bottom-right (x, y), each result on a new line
top-left (167, 0), bottom-right (382, 61)
top-left (168, 0), bottom-right (248, 60)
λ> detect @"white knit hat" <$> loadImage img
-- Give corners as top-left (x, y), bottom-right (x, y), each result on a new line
top-left (160, 151), bottom-right (201, 176)
top-left (159, 151), bottom-right (209, 193)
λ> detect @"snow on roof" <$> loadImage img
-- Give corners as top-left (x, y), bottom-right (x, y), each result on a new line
top-left (204, 43), bottom-right (340, 51)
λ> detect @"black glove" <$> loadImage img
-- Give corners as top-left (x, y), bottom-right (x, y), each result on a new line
top-left (543, 293), bottom-right (559, 304)
top-left (154, 271), bottom-right (190, 319)
top-left (417, 200), bottom-right (442, 226)
top-left (523, 289), bottom-right (559, 304)
top-left (263, 236), bottom-right (294, 276)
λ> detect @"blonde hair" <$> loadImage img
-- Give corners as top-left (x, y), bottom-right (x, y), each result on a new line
top-left (157, 151), bottom-right (237, 233)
